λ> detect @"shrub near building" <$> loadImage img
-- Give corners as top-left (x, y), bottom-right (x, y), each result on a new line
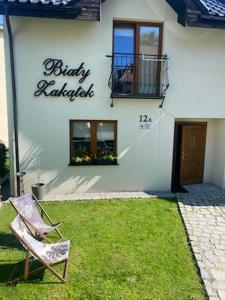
top-left (0, 142), bottom-right (8, 177)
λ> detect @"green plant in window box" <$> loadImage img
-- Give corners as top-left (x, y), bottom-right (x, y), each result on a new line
top-left (98, 153), bottom-right (117, 165)
top-left (72, 153), bottom-right (117, 165)
top-left (73, 155), bottom-right (91, 165)
top-left (107, 155), bottom-right (117, 164)
top-left (73, 157), bottom-right (83, 164)
top-left (83, 155), bottom-right (91, 163)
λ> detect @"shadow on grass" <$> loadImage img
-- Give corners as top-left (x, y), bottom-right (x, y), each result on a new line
top-left (0, 259), bottom-right (63, 285)
top-left (0, 232), bottom-right (23, 251)
top-left (0, 260), bottom-right (46, 284)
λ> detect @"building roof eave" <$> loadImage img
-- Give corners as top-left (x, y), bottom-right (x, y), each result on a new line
top-left (187, 13), bottom-right (225, 29)
top-left (165, 0), bottom-right (225, 29)
top-left (0, 0), bottom-right (102, 21)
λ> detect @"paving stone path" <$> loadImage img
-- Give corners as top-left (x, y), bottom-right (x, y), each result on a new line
top-left (177, 185), bottom-right (225, 300)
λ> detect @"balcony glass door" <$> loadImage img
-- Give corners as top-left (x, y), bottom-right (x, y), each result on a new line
top-left (113, 26), bottom-right (135, 95)
top-left (113, 22), bottom-right (162, 97)
top-left (138, 26), bottom-right (161, 95)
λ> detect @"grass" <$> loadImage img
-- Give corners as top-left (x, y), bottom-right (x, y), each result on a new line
top-left (0, 198), bottom-right (206, 300)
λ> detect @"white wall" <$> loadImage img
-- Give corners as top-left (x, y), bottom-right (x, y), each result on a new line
top-left (211, 120), bottom-right (225, 189)
top-left (0, 29), bottom-right (8, 146)
top-left (4, 20), bottom-right (16, 194)
top-left (5, 0), bottom-right (225, 195)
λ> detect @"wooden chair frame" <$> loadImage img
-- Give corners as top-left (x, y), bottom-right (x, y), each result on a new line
top-left (10, 193), bottom-right (63, 241)
top-left (8, 215), bottom-right (69, 285)
top-left (32, 193), bottom-right (63, 239)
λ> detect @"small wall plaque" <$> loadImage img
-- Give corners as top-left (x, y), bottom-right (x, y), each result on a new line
top-left (139, 115), bottom-right (152, 130)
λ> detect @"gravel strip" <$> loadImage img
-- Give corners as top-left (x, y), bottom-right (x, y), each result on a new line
top-left (43, 191), bottom-right (174, 201)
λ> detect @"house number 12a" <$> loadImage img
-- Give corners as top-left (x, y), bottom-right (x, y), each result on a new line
top-left (139, 115), bottom-right (152, 123)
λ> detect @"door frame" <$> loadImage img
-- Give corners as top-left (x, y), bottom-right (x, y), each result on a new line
top-left (171, 121), bottom-right (207, 189)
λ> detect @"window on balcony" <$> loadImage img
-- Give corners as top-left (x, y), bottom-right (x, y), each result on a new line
top-left (70, 120), bottom-right (117, 166)
top-left (111, 21), bottom-right (167, 99)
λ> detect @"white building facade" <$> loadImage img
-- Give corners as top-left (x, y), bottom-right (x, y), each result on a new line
top-left (0, 27), bottom-right (8, 146)
top-left (4, 0), bottom-right (225, 196)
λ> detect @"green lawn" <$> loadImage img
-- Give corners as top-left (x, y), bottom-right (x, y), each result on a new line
top-left (0, 199), bottom-right (206, 300)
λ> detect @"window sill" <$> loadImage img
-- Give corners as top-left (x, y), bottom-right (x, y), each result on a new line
top-left (111, 93), bottom-right (164, 99)
top-left (68, 162), bottom-right (119, 167)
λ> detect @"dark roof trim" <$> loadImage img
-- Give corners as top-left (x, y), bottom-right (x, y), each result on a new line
top-left (165, 0), bottom-right (225, 29)
top-left (0, 0), bottom-right (103, 21)
top-left (165, 0), bottom-right (187, 15)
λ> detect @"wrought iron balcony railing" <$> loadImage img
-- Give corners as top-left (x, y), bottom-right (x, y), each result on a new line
top-left (107, 53), bottom-right (169, 99)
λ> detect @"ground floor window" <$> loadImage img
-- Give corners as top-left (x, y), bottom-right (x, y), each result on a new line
top-left (70, 120), bottom-right (117, 165)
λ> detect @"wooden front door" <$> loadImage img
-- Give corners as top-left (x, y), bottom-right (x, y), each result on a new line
top-left (180, 124), bottom-right (207, 185)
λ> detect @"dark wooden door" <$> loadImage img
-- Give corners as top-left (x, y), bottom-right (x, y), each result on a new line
top-left (180, 124), bottom-right (206, 185)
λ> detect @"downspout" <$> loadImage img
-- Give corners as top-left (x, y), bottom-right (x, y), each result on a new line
top-left (4, 12), bottom-right (20, 196)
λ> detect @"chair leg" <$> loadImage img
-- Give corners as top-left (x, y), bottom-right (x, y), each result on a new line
top-left (63, 260), bottom-right (68, 281)
top-left (55, 227), bottom-right (63, 239)
top-left (8, 259), bottom-right (23, 283)
top-left (24, 250), bottom-right (30, 280)
top-left (8, 260), bottom-right (67, 285)
top-left (47, 265), bottom-right (66, 283)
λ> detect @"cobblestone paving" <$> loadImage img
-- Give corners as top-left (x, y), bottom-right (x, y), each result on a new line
top-left (178, 185), bottom-right (225, 300)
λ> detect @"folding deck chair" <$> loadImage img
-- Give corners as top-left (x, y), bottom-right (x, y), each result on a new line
top-left (9, 214), bottom-right (70, 284)
top-left (10, 194), bottom-right (63, 241)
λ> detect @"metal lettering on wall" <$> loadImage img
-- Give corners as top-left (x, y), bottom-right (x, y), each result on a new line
top-left (34, 58), bottom-right (94, 101)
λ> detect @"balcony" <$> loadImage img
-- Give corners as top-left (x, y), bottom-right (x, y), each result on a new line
top-left (107, 53), bottom-right (169, 99)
